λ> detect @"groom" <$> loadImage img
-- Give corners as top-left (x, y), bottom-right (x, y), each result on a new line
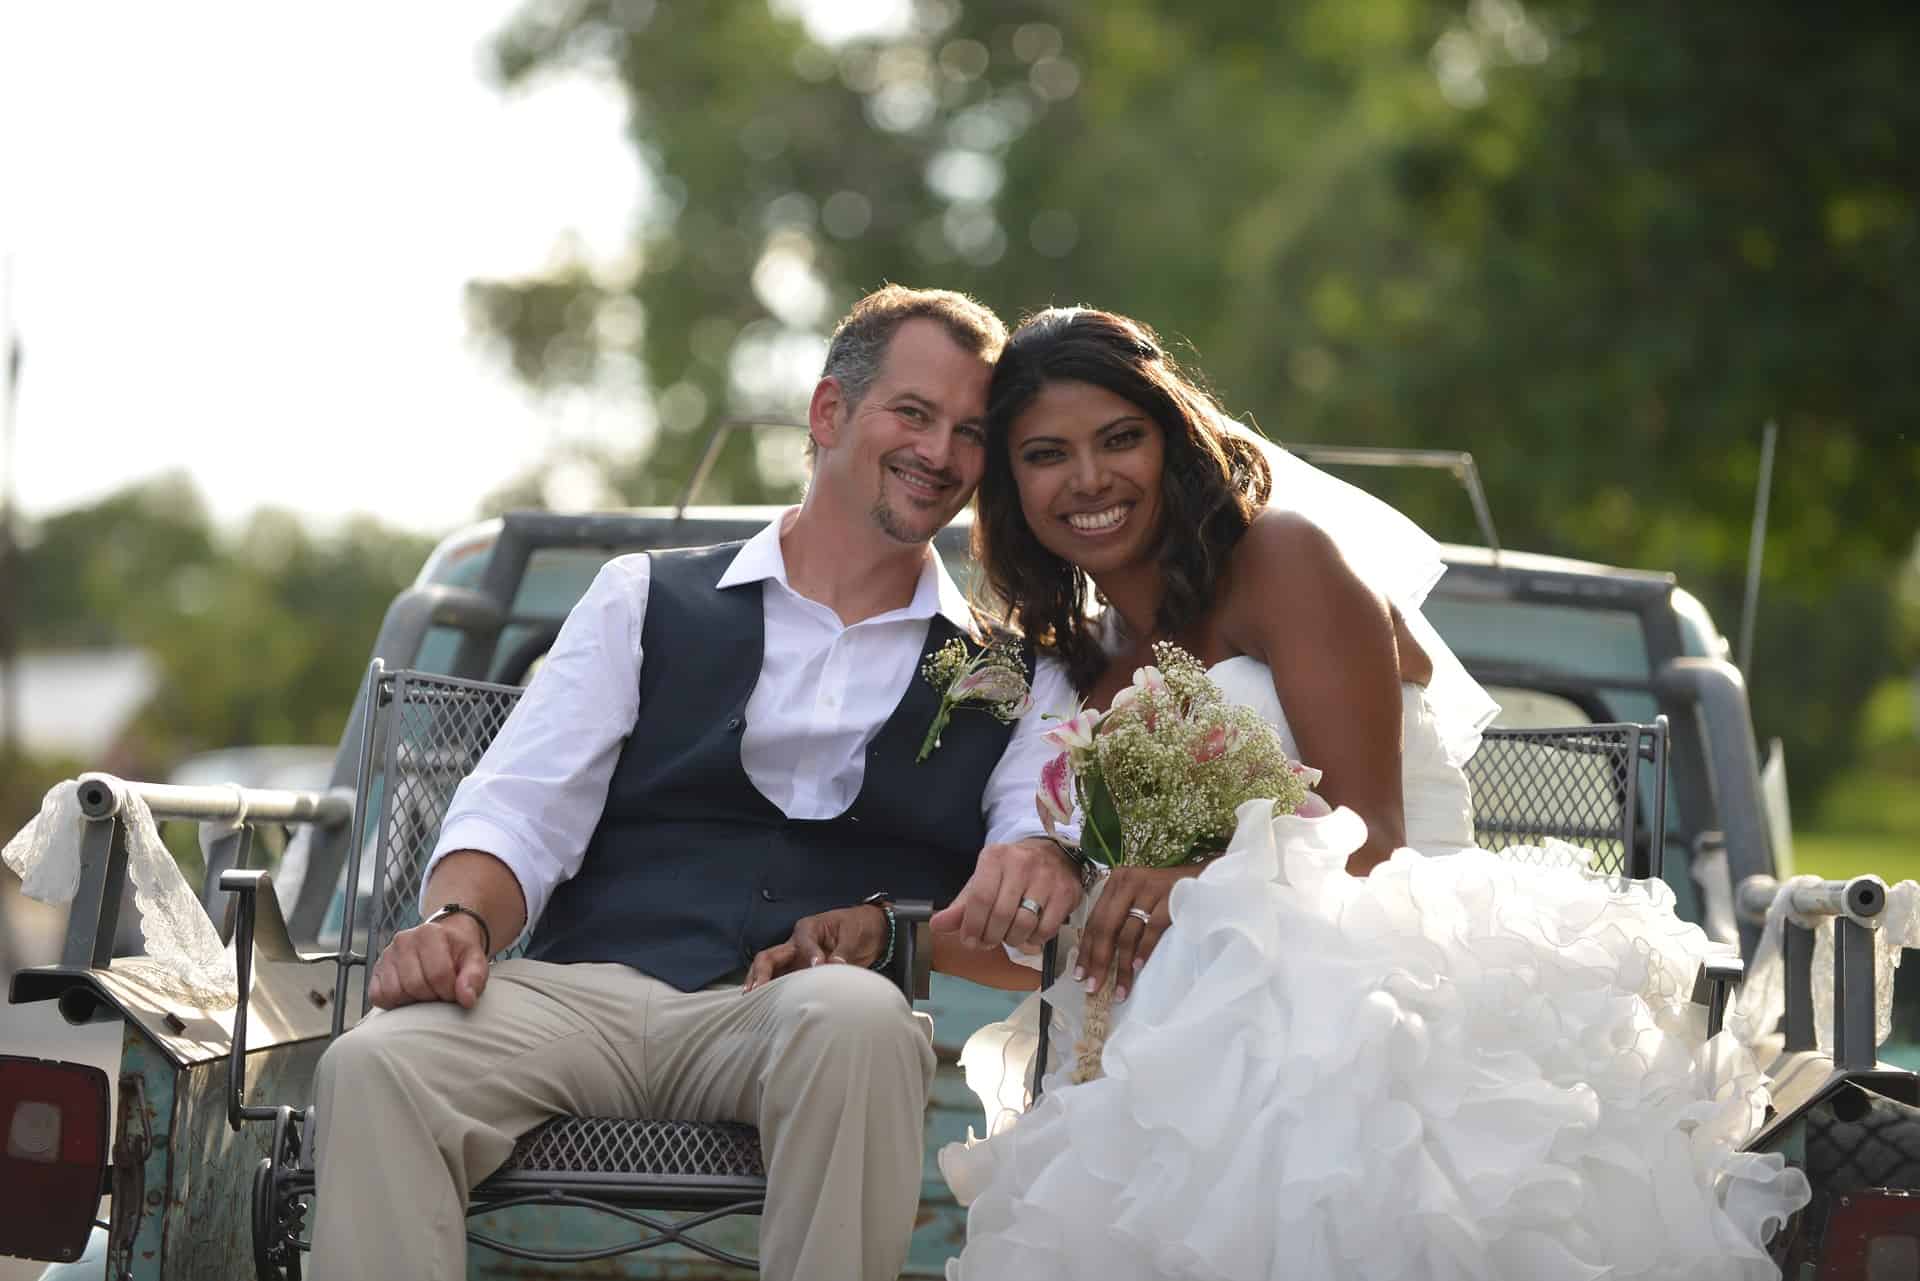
top-left (305, 284), bottom-right (1084, 1281)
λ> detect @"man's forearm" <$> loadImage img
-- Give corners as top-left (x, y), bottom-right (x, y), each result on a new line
top-left (422, 850), bottom-right (530, 952)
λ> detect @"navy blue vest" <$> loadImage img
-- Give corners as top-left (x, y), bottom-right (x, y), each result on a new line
top-left (525, 543), bottom-right (1022, 991)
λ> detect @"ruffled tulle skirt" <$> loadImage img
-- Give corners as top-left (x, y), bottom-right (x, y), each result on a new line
top-left (940, 803), bottom-right (1809, 1281)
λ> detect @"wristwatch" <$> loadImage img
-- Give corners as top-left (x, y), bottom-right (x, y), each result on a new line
top-left (424, 902), bottom-right (494, 958)
top-left (1047, 837), bottom-right (1102, 893)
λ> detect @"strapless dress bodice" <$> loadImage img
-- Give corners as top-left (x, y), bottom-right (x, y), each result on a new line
top-left (1205, 655), bottom-right (1473, 855)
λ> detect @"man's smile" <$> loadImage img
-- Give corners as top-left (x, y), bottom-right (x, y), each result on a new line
top-left (889, 462), bottom-right (955, 502)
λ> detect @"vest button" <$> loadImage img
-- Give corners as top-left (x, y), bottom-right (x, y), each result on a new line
top-left (727, 717), bottom-right (743, 731)
top-left (760, 888), bottom-right (776, 901)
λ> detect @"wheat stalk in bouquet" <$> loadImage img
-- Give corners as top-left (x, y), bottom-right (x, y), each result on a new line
top-left (1036, 642), bottom-right (1325, 1083)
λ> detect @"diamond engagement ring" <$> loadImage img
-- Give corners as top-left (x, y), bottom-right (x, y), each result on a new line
top-left (1126, 907), bottom-right (1153, 925)
top-left (1017, 897), bottom-right (1043, 915)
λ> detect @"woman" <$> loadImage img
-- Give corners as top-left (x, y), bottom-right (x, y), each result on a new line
top-left (940, 307), bottom-right (1808, 1280)
top-left (971, 305), bottom-right (1489, 995)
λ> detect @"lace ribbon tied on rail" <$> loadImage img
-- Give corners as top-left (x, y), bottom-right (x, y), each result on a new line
top-left (3, 780), bottom-right (238, 1008)
top-left (1728, 874), bottom-right (1920, 1054)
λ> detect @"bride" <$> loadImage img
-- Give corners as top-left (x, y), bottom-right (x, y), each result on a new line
top-left (939, 306), bottom-right (1809, 1279)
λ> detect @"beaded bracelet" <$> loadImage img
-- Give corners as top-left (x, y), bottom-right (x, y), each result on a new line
top-left (866, 898), bottom-right (897, 973)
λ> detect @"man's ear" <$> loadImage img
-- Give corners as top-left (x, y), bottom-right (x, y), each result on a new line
top-left (807, 377), bottom-right (844, 452)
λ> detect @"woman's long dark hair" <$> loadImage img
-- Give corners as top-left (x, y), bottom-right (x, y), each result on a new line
top-left (973, 308), bottom-right (1272, 692)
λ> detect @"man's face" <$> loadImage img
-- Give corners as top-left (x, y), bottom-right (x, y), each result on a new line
top-left (810, 317), bottom-right (993, 546)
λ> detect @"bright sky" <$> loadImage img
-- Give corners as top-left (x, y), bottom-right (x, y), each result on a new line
top-left (0, 2), bottom-right (646, 536)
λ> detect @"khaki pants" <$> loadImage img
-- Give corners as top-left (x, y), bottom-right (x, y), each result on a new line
top-left (308, 958), bottom-right (936, 1281)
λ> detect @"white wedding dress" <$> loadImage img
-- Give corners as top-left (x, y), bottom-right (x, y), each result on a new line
top-left (939, 659), bottom-right (1811, 1281)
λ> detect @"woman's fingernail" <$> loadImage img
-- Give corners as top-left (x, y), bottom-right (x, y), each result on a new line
top-left (1116, 986), bottom-right (1128, 1002)
top-left (1132, 958), bottom-right (1145, 972)
top-left (1072, 965), bottom-right (1086, 982)
top-left (1085, 975), bottom-right (1099, 994)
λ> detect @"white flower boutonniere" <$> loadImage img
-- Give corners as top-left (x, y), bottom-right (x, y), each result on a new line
top-left (917, 636), bottom-right (1033, 763)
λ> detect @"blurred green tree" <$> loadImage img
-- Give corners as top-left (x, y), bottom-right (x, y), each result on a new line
top-left (469, 0), bottom-right (1919, 802)
top-left (17, 478), bottom-right (432, 783)
top-left (21, 471), bottom-right (221, 649)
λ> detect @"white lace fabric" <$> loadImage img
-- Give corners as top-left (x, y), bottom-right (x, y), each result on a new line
top-left (3, 781), bottom-right (237, 1009)
top-left (1729, 874), bottom-right (1920, 1054)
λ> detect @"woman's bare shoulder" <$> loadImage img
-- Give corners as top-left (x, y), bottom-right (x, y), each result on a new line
top-left (1229, 509), bottom-right (1352, 588)
top-left (1220, 510), bottom-right (1388, 660)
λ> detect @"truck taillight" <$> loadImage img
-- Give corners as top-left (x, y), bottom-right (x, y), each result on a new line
top-left (1820, 1189), bottom-right (1920, 1281)
top-left (0, 1055), bottom-right (109, 1262)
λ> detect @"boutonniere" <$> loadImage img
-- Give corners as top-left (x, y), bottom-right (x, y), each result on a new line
top-left (917, 636), bottom-right (1033, 762)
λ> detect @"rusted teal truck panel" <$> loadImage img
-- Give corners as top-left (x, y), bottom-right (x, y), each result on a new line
top-left (91, 1027), bottom-right (321, 1281)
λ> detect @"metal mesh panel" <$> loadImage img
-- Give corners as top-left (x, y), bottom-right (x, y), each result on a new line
top-left (493, 1118), bottom-right (767, 1180)
top-left (369, 671), bottom-right (525, 965)
top-left (1464, 723), bottom-right (1660, 880)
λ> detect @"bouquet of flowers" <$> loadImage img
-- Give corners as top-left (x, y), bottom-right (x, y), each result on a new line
top-left (1036, 642), bottom-right (1326, 1081)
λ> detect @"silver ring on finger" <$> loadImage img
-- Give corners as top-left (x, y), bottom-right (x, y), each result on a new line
top-left (1126, 907), bottom-right (1153, 926)
top-left (1017, 897), bottom-right (1043, 916)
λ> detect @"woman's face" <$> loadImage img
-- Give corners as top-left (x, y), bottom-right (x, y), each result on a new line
top-left (1005, 378), bottom-right (1166, 577)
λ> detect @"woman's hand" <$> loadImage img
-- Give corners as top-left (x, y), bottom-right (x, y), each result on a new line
top-left (742, 904), bottom-right (888, 992)
top-left (1077, 864), bottom-right (1203, 1000)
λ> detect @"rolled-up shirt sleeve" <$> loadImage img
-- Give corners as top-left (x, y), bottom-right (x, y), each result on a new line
top-left (422, 555), bottom-right (649, 939)
top-left (981, 654), bottom-right (1081, 848)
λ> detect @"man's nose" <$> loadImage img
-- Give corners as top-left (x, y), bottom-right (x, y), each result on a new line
top-left (912, 425), bottom-right (955, 473)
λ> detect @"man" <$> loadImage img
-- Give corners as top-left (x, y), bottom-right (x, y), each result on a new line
top-left (308, 285), bottom-right (1086, 1281)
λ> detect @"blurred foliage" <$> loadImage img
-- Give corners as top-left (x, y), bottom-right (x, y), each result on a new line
top-left (1854, 677), bottom-right (1917, 762)
top-left (11, 474), bottom-right (433, 818)
top-left (1898, 535), bottom-right (1920, 664)
top-left (470, 0), bottom-right (1918, 805)
top-left (0, 751), bottom-right (85, 851)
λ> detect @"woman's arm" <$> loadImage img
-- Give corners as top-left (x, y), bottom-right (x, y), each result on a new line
top-left (933, 932), bottom-right (1043, 990)
top-left (1223, 511), bottom-right (1408, 874)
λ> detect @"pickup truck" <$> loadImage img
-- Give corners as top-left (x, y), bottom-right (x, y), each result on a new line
top-left (5, 452), bottom-right (1915, 1278)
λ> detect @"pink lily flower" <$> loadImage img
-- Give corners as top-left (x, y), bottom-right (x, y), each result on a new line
top-left (953, 666), bottom-right (1028, 705)
top-left (1036, 751), bottom-right (1075, 837)
top-left (1295, 791), bottom-right (1333, 818)
top-left (1192, 723), bottom-right (1231, 765)
top-left (1131, 665), bottom-right (1170, 700)
top-left (1042, 707), bottom-right (1101, 752)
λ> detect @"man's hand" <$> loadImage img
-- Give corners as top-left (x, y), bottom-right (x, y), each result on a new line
top-left (742, 904), bottom-right (889, 993)
top-left (928, 837), bottom-right (1081, 955)
top-left (368, 913), bottom-right (492, 1010)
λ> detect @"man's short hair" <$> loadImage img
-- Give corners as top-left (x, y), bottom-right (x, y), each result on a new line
top-left (809, 285), bottom-right (1007, 458)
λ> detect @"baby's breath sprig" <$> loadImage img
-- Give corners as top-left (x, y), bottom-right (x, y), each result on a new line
top-left (917, 637), bottom-right (1033, 762)
top-left (1078, 642), bottom-right (1316, 867)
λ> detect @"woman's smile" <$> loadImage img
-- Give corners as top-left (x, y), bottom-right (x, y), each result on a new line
top-left (1063, 503), bottom-right (1132, 534)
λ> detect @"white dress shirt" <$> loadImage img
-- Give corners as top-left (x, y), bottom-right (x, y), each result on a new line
top-left (426, 514), bottom-right (1076, 938)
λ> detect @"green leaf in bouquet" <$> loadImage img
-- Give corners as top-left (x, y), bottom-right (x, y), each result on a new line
top-left (1080, 771), bottom-right (1124, 867)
